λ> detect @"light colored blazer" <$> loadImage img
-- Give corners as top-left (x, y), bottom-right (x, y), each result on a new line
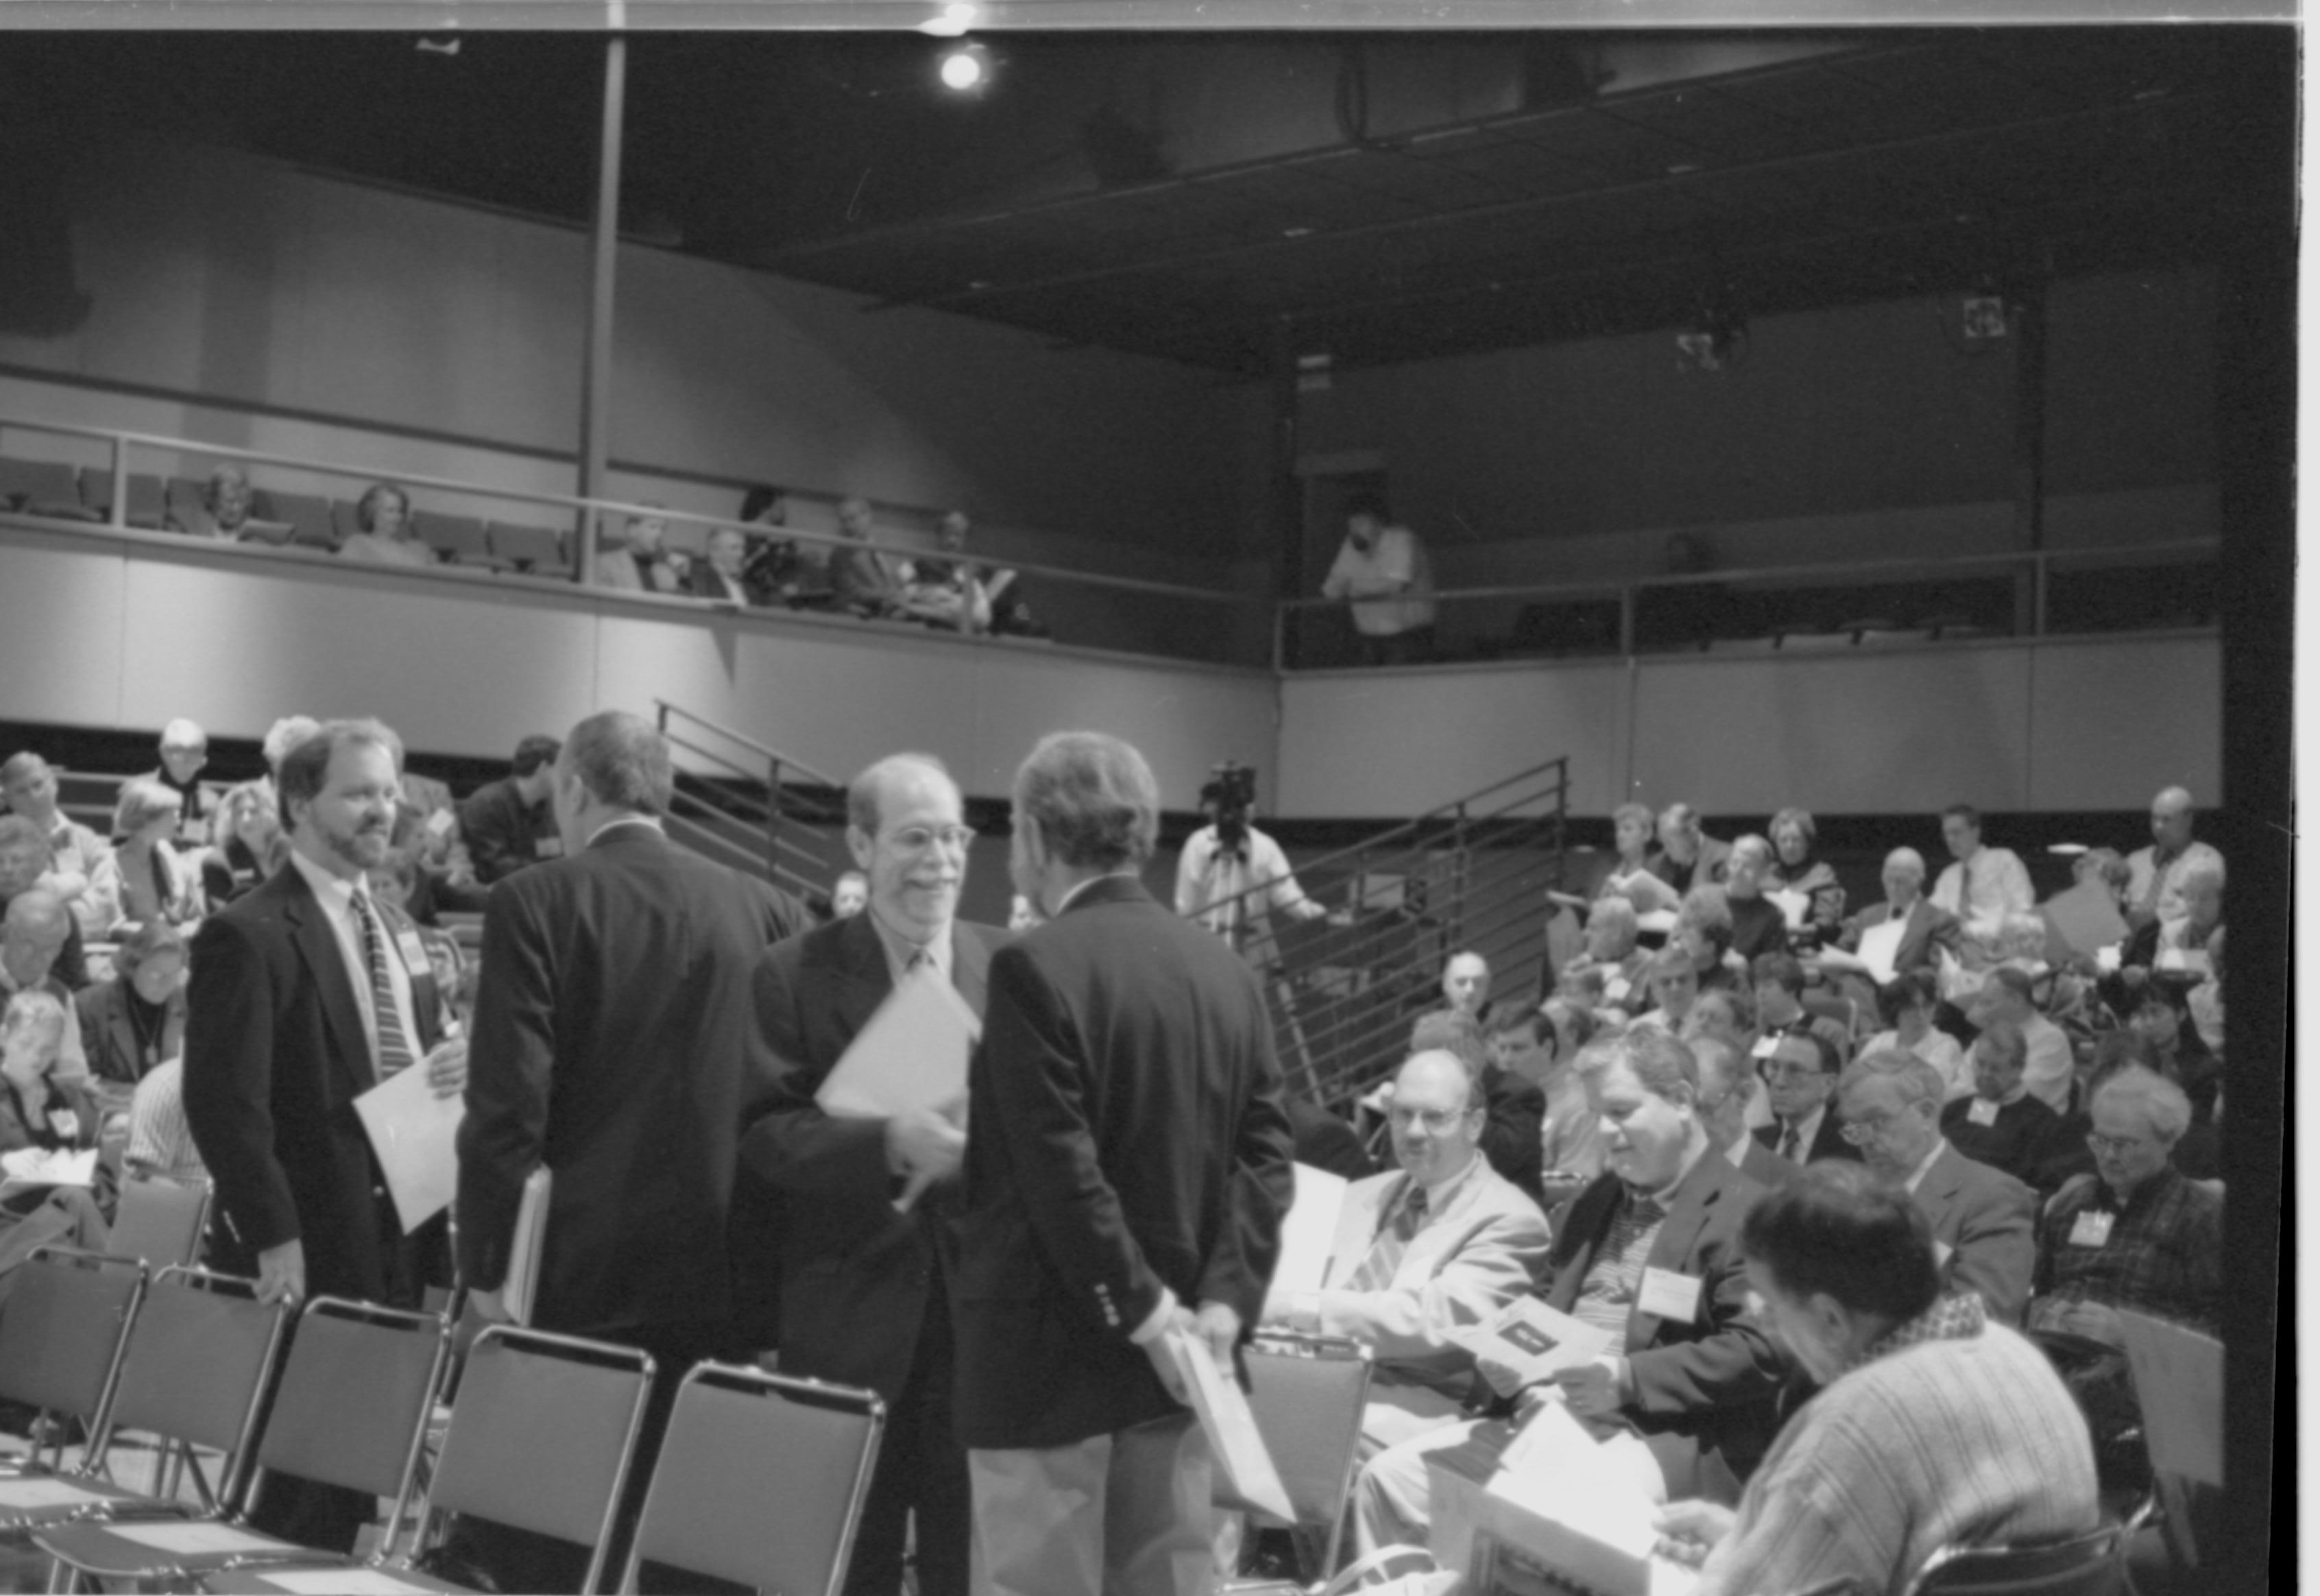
top-left (1912, 1142), bottom-right (2037, 1325)
top-left (1314, 1159), bottom-right (1550, 1392)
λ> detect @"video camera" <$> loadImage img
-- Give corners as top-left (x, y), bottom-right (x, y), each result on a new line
top-left (1199, 761), bottom-right (1259, 855)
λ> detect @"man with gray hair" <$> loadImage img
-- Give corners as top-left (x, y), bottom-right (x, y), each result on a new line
top-left (1836, 1051), bottom-right (2035, 1322)
top-left (952, 732), bottom-right (1294, 1596)
top-left (1823, 845), bottom-right (1962, 984)
top-left (1650, 802), bottom-right (1730, 895)
top-left (2029, 1065), bottom-right (2221, 1347)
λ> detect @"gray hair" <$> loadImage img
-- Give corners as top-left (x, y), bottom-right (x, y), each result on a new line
top-left (1883, 847), bottom-right (1926, 880)
top-left (2091, 1065), bottom-right (2193, 1145)
top-left (263, 716), bottom-right (322, 771)
top-left (1011, 732), bottom-right (1158, 871)
top-left (1577, 1026), bottom-right (1699, 1104)
top-left (113, 777), bottom-right (182, 838)
top-left (561, 711), bottom-right (673, 816)
top-left (1839, 1049), bottom-right (1945, 1111)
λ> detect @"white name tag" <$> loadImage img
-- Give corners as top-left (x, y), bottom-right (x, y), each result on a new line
top-left (425, 808), bottom-right (456, 839)
top-left (394, 928), bottom-right (432, 976)
top-left (535, 836), bottom-right (564, 858)
top-left (1637, 1266), bottom-right (1704, 1325)
top-left (1967, 1098), bottom-right (2001, 1127)
top-left (2068, 1211), bottom-right (2114, 1248)
top-left (1749, 1035), bottom-right (1780, 1061)
top-left (46, 1108), bottom-right (79, 1142)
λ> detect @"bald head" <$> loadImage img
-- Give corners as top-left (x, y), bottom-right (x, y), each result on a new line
top-left (1388, 1049), bottom-right (1486, 1188)
top-left (2150, 786), bottom-right (2197, 854)
top-left (1881, 847), bottom-right (1926, 906)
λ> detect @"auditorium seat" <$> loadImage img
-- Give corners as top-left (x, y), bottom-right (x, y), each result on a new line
top-left (76, 468), bottom-right (170, 529)
top-left (162, 476), bottom-right (208, 529)
top-left (413, 513), bottom-right (511, 571)
top-left (267, 490), bottom-right (339, 551)
top-left (0, 458), bottom-right (101, 521)
top-left (489, 521), bottom-right (573, 579)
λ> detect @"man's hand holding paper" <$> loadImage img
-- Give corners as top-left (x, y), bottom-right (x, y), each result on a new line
top-left (422, 1035), bottom-right (468, 1100)
top-left (886, 1098), bottom-right (967, 1186)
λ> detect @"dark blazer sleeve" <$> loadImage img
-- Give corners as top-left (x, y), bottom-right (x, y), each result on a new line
top-left (1941, 1166), bottom-right (2037, 1325)
top-left (1200, 1030), bottom-right (1296, 1327)
top-left (1478, 1070), bottom-right (1546, 1200)
top-left (181, 911), bottom-right (300, 1255)
top-left (455, 875), bottom-right (557, 1291)
top-left (737, 947), bottom-right (896, 1205)
top-left (1625, 1181), bottom-right (1784, 1425)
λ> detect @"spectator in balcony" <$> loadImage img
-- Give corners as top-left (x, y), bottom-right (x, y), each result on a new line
top-left (1939, 1021), bottom-right (2059, 1192)
top-left (152, 718), bottom-right (218, 847)
top-left (1861, 969), bottom-right (1969, 1102)
top-left (337, 481), bottom-right (431, 567)
top-left (1929, 805), bottom-right (2033, 935)
top-left (830, 496), bottom-right (911, 619)
top-left (75, 919), bottom-right (188, 1094)
top-left (594, 508), bottom-right (687, 594)
top-left (0, 891), bottom-right (88, 1079)
top-left (736, 485), bottom-right (812, 605)
top-left (688, 525), bottom-right (767, 607)
top-left (1651, 802), bottom-right (1730, 897)
top-left (1321, 496), bottom-right (1436, 666)
top-left (1765, 807), bottom-right (1845, 941)
top-left (2124, 786), bottom-right (2223, 934)
top-left (171, 463), bottom-right (258, 540)
top-left (458, 735), bottom-right (564, 885)
top-left (1721, 837), bottom-right (1789, 965)
top-left (901, 511), bottom-right (994, 635)
top-left (87, 777), bottom-right (206, 935)
top-left (1970, 967), bottom-right (2074, 1115)
top-left (0, 751), bottom-right (108, 941)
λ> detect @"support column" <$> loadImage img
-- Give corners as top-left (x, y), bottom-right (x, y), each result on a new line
top-left (2007, 267), bottom-right (2049, 636)
top-left (575, 35), bottom-right (627, 586)
top-left (1267, 317), bottom-right (1302, 669)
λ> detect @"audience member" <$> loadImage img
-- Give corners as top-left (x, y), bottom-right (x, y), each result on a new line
top-left (2113, 856), bottom-right (2223, 995)
top-left (1566, 897), bottom-right (1649, 1011)
top-left (734, 753), bottom-right (997, 1596)
top-left (1470, 1000), bottom-right (1549, 1205)
top-left (1353, 1029), bottom-right (1783, 1553)
top-left (593, 508), bottom-right (688, 594)
top-left (457, 734), bottom-right (563, 884)
top-left (1939, 1021), bottom-right (2063, 1192)
top-left (736, 484), bottom-right (817, 607)
top-left (152, 718), bottom-right (219, 846)
top-left (391, 767), bottom-right (479, 905)
top-left (1006, 892), bottom-right (1041, 933)
top-left (1972, 967), bottom-right (2074, 1113)
top-left (171, 463), bottom-right (258, 539)
top-left (73, 919), bottom-right (187, 1093)
top-left (370, 849), bottom-right (470, 1018)
top-left (183, 718), bottom-right (468, 1553)
top-left (1499, 997), bottom-right (1607, 1213)
top-left (900, 510), bottom-right (995, 633)
top-left (2125, 983), bottom-right (2219, 1124)
top-left (1837, 1052), bottom-right (2035, 1322)
top-left (202, 781), bottom-right (290, 906)
top-left (952, 731), bottom-right (1293, 1596)
top-left (1657, 1164), bottom-right (2097, 1596)
top-left (1320, 496), bottom-right (1436, 666)
top-left (1822, 847), bottom-right (1961, 993)
top-left (1673, 886), bottom-right (1743, 991)
top-left (1651, 803), bottom-right (1730, 895)
top-left (687, 524), bottom-right (766, 606)
top-left (1764, 807), bottom-right (1844, 941)
top-left (830, 869), bottom-right (869, 919)
top-left (1692, 1033), bottom-right (1798, 1192)
top-left (125, 1056), bottom-right (206, 1184)
top-left (830, 496), bottom-right (911, 618)
top-left (2029, 1066), bottom-right (2221, 1346)
top-left (1719, 836), bottom-right (1789, 964)
top-left (452, 710), bottom-right (805, 1591)
top-left (0, 891), bottom-right (88, 1078)
top-left (1261, 1048), bottom-right (1549, 1456)
top-left (0, 818), bottom-right (89, 990)
top-left (1678, 989), bottom-right (1773, 1134)
top-left (1755, 1029), bottom-right (1859, 1168)
top-left (1596, 801), bottom-right (1674, 906)
top-left (1634, 944), bottom-right (1700, 1032)
top-left (1431, 950), bottom-right (1491, 1025)
top-left (1861, 970), bottom-right (1968, 1102)
top-left (2187, 923), bottom-right (2224, 1054)
top-left (2124, 786), bottom-right (2223, 932)
top-left (1930, 804), bottom-right (2033, 934)
top-left (0, 988), bottom-right (112, 1281)
top-left (337, 481), bottom-right (431, 566)
top-left (88, 777), bottom-right (206, 934)
top-left (1748, 952), bottom-right (1850, 1064)
top-left (0, 752), bottom-right (108, 940)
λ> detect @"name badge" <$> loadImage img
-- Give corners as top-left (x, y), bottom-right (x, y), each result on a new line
top-left (425, 808), bottom-right (456, 839)
top-left (46, 1107), bottom-right (80, 1142)
top-left (1966, 1098), bottom-right (2001, 1127)
top-left (1637, 1266), bottom-right (1704, 1324)
top-left (1749, 1035), bottom-right (1780, 1061)
top-left (535, 836), bottom-right (565, 858)
top-left (2068, 1211), bottom-right (2114, 1248)
top-left (394, 927), bottom-right (432, 977)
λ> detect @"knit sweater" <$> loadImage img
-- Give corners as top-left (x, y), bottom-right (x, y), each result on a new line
top-left (1693, 1309), bottom-right (2098, 1596)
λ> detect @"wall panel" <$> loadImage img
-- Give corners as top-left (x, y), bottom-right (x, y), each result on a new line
top-left (2026, 636), bottom-right (2225, 809)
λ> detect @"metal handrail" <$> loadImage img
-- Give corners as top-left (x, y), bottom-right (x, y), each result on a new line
top-left (651, 701), bottom-right (845, 794)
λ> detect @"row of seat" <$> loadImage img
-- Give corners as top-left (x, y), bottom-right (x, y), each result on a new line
top-left (0, 1250), bottom-right (883, 1594)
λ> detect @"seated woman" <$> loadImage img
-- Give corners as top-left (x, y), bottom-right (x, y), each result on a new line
top-left (2127, 984), bottom-right (2219, 1126)
top-left (1861, 969), bottom-right (1969, 1101)
top-left (337, 481), bottom-right (433, 566)
top-left (592, 509), bottom-right (688, 594)
top-left (88, 777), bottom-right (206, 936)
top-left (1595, 801), bottom-right (1681, 916)
top-left (1765, 806), bottom-right (1845, 944)
top-left (73, 919), bottom-right (187, 1110)
top-left (202, 782), bottom-right (289, 906)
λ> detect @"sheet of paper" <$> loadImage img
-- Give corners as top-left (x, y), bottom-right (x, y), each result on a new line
top-left (503, 1165), bottom-right (552, 1326)
top-left (0, 1146), bottom-right (97, 1187)
top-left (1272, 1163), bottom-right (1347, 1298)
top-left (1448, 1296), bottom-right (1615, 1389)
top-left (258, 1569), bottom-right (436, 1595)
top-left (1477, 1406), bottom-right (1669, 1596)
top-left (817, 969), bottom-right (981, 1120)
top-left (0, 1477), bottom-right (112, 1508)
top-left (1854, 919), bottom-right (1907, 985)
top-left (2039, 880), bottom-right (2131, 960)
top-left (353, 1061), bottom-right (464, 1233)
top-left (1766, 888), bottom-right (1810, 932)
top-left (1164, 1322), bottom-right (1292, 1521)
top-left (104, 1521), bottom-right (285, 1554)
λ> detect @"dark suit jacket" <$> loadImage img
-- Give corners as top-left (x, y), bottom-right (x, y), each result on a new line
top-left (1911, 1143), bottom-right (2035, 1325)
top-left (687, 561), bottom-right (767, 607)
top-left (75, 976), bottom-right (187, 1087)
top-left (1754, 1111), bottom-right (1861, 1168)
top-left (1838, 898), bottom-right (1962, 976)
top-left (182, 860), bottom-right (448, 1301)
top-left (1477, 1063), bottom-right (1546, 1204)
top-left (1730, 1137), bottom-right (1802, 1192)
top-left (734, 912), bottom-right (1003, 1401)
top-left (1649, 836), bottom-right (1732, 896)
top-left (456, 824), bottom-right (804, 1336)
top-left (1287, 1097), bottom-right (1375, 1183)
top-left (1543, 1151), bottom-right (1784, 1486)
top-left (951, 875), bottom-right (1296, 1451)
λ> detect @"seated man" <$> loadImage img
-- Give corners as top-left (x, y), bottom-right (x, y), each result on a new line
top-left (828, 869), bottom-right (869, 921)
top-left (828, 496), bottom-right (911, 618)
top-left (2029, 1066), bottom-right (2221, 1346)
top-left (1754, 1029), bottom-right (1859, 1168)
top-left (1656, 1164), bottom-right (2098, 1595)
top-left (1823, 847), bottom-right (1961, 982)
top-left (1630, 944), bottom-right (1700, 1033)
top-left (456, 735), bottom-right (562, 885)
top-left (1354, 1030), bottom-right (1783, 1553)
top-left (1719, 836), bottom-right (1789, 965)
top-left (1650, 803), bottom-right (1730, 896)
top-left (1502, 998), bottom-right (1608, 1218)
top-left (1972, 967), bottom-right (2075, 1113)
top-left (1428, 950), bottom-right (1490, 1026)
top-left (1837, 1052), bottom-right (2035, 1322)
top-left (170, 463), bottom-right (259, 540)
top-left (1930, 804), bottom-right (2035, 935)
top-left (1410, 1008), bottom-right (1539, 1215)
top-left (688, 524), bottom-right (769, 607)
top-left (152, 718), bottom-right (219, 848)
top-left (1564, 897), bottom-right (1650, 1012)
top-left (0, 891), bottom-right (88, 1078)
top-left (1691, 1035), bottom-right (1797, 1192)
top-left (1261, 1048), bottom-right (1548, 1458)
top-left (1939, 1021), bottom-right (2063, 1192)
top-left (1861, 969), bottom-right (1969, 1102)
top-left (0, 987), bottom-right (113, 1288)
top-left (2111, 857), bottom-right (2223, 1000)
top-left (1673, 886), bottom-right (1745, 991)
top-left (1478, 1000), bottom-right (1571, 1211)
top-left (2123, 785), bottom-right (2223, 933)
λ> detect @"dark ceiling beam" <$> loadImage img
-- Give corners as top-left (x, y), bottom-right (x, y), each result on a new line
top-left (834, 84), bottom-right (2214, 320)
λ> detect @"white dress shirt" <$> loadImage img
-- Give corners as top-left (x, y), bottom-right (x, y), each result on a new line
top-left (289, 849), bottom-right (420, 1076)
top-left (1930, 846), bottom-right (2035, 931)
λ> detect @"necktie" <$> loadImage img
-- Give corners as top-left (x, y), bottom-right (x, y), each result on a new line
top-left (907, 946), bottom-right (935, 975)
top-left (352, 886), bottom-right (418, 1079)
top-left (1347, 1183), bottom-right (1429, 1294)
top-left (1627, 1191), bottom-right (1667, 1230)
top-left (1958, 856), bottom-right (1974, 920)
top-left (1778, 1122), bottom-right (1802, 1162)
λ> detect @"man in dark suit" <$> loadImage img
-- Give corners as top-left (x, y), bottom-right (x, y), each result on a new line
top-left (952, 731), bottom-right (1295, 1596)
top-left (1353, 1028), bottom-right (1784, 1553)
top-left (454, 710), bottom-right (804, 1592)
top-left (735, 752), bottom-right (1002, 1596)
top-left (1691, 1034), bottom-right (1802, 1193)
top-left (1754, 1029), bottom-right (1861, 1168)
top-left (182, 718), bottom-right (466, 1553)
top-left (1837, 1051), bottom-right (2035, 1323)
top-left (454, 734), bottom-right (560, 884)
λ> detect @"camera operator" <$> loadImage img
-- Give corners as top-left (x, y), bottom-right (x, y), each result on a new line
top-left (1174, 762), bottom-right (1326, 966)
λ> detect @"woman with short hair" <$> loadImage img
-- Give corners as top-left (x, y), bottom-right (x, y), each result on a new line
top-left (73, 919), bottom-right (189, 1095)
top-left (88, 777), bottom-right (206, 934)
top-left (1765, 806), bottom-right (1846, 941)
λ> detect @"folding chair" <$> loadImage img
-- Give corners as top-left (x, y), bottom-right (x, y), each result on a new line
top-left (620, 1362), bottom-right (884, 1595)
top-left (0, 1250), bottom-right (145, 1479)
top-left (1902, 1521), bottom-right (2125, 1596)
top-left (108, 1174), bottom-right (211, 1272)
top-left (1221, 1333), bottom-right (1375, 1590)
top-left (37, 1293), bottom-right (446, 1585)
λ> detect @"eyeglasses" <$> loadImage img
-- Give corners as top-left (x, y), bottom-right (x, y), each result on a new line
top-left (883, 825), bottom-right (975, 855)
top-left (1388, 1107), bottom-right (1471, 1133)
top-left (2085, 1132), bottom-right (2151, 1158)
top-left (1838, 1113), bottom-right (1901, 1144)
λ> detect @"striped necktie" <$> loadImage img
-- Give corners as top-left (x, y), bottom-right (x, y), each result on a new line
top-left (1347, 1183), bottom-right (1429, 1294)
top-left (1778, 1121), bottom-right (1803, 1162)
top-left (351, 886), bottom-right (418, 1080)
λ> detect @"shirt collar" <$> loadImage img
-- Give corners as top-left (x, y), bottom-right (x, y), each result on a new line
top-left (289, 846), bottom-right (363, 915)
top-left (1849, 1293), bottom-right (1986, 1375)
top-left (867, 905), bottom-right (952, 984)
top-left (1405, 1148), bottom-right (1487, 1209)
top-left (1054, 870), bottom-right (1135, 917)
top-left (1902, 1135), bottom-right (1947, 1194)
top-left (583, 814), bottom-right (663, 849)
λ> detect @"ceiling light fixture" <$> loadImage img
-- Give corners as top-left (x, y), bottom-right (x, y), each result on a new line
top-left (939, 42), bottom-right (991, 93)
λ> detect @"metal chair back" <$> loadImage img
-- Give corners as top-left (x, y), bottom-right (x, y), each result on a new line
top-left (1904, 1523), bottom-right (2125, 1596)
top-left (0, 1249), bottom-right (146, 1466)
top-left (87, 1268), bottom-right (291, 1510)
top-left (108, 1174), bottom-right (211, 1272)
top-left (1233, 1333), bottom-right (1375, 1580)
